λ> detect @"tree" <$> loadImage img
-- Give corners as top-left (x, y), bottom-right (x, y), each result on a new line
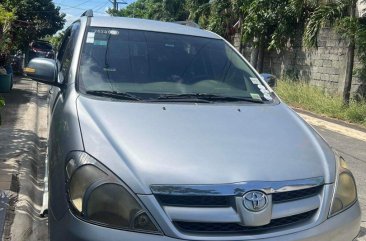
top-left (44, 31), bottom-right (65, 50)
top-left (303, 0), bottom-right (358, 104)
top-left (185, 0), bottom-right (210, 23)
top-left (0, 4), bottom-right (15, 54)
top-left (184, 0), bottom-right (240, 41)
top-left (2, 0), bottom-right (65, 51)
top-left (109, 0), bottom-right (189, 21)
top-left (236, 0), bottom-right (317, 72)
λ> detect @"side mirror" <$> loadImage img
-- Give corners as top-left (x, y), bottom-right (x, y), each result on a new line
top-left (260, 73), bottom-right (277, 88)
top-left (24, 58), bottom-right (58, 86)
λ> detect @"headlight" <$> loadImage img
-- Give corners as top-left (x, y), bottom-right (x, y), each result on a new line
top-left (329, 156), bottom-right (357, 217)
top-left (65, 152), bottom-right (160, 233)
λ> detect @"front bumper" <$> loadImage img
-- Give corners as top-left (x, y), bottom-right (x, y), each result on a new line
top-left (49, 201), bottom-right (361, 241)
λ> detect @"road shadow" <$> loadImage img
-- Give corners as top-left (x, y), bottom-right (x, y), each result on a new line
top-left (0, 128), bottom-right (47, 241)
top-left (358, 226), bottom-right (366, 240)
top-left (0, 79), bottom-right (49, 126)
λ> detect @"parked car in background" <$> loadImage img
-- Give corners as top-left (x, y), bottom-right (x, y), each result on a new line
top-left (28, 40), bottom-right (55, 61)
top-left (25, 10), bottom-right (361, 241)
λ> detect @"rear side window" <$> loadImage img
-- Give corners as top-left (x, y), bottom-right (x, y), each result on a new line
top-left (57, 22), bottom-right (81, 82)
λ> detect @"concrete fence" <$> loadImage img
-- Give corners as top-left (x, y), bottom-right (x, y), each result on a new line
top-left (233, 28), bottom-right (366, 98)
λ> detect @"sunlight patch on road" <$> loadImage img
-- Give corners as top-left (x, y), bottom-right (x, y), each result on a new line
top-left (298, 113), bottom-right (366, 142)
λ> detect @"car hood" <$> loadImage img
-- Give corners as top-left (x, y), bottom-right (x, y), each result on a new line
top-left (77, 96), bottom-right (336, 194)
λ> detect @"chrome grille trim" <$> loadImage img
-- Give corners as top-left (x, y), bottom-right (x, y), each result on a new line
top-left (150, 177), bottom-right (324, 196)
top-left (161, 195), bottom-right (321, 224)
top-left (139, 184), bottom-right (334, 240)
top-left (164, 206), bottom-right (240, 223)
top-left (271, 195), bottom-right (320, 219)
top-left (173, 209), bottom-right (318, 234)
top-left (149, 177), bottom-right (326, 237)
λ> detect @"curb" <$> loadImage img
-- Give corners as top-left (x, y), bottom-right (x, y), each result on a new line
top-left (293, 107), bottom-right (366, 134)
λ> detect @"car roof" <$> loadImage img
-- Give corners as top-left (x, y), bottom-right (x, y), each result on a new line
top-left (89, 16), bottom-right (221, 39)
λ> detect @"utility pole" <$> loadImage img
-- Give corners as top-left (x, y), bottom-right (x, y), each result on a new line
top-left (109, 0), bottom-right (127, 11)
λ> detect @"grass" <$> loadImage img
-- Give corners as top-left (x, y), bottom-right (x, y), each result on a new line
top-left (275, 79), bottom-right (366, 127)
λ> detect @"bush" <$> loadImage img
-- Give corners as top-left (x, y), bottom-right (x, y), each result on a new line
top-left (275, 79), bottom-right (366, 127)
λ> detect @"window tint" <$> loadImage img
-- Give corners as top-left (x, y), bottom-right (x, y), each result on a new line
top-left (58, 22), bottom-right (80, 82)
top-left (57, 28), bottom-right (71, 64)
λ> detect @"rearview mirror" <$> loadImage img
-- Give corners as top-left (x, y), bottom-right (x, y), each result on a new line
top-left (260, 73), bottom-right (277, 88)
top-left (24, 58), bottom-right (58, 86)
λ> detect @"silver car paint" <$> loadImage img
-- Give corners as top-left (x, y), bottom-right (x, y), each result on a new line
top-left (90, 16), bottom-right (221, 39)
top-left (47, 18), bottom-right (89, 221)
top-left (77, 97), bottom-right (336, 193)
top-left (46, 16), bottom-right (360, 240)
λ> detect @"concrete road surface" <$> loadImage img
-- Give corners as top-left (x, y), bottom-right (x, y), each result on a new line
top-left (0, 78), bottom-right (48, 241)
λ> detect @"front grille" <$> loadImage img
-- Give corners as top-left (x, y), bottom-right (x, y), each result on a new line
top-left (174, 209), bottom-right (317, 234)
top-left (153, 181), bottom-right (324, 237)
top-left (156, 186), bottom-right (322, 207)
top-left (272, 185), bottom-right (322, 203)
top-left (155, 195), bottom-right (232, 207)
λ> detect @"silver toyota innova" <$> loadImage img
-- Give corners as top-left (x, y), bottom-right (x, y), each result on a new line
top-left (25, 10), bottom-right (361, 241)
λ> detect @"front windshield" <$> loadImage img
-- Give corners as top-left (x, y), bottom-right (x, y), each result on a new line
top-left (78, 27), bottom-right (273, 102)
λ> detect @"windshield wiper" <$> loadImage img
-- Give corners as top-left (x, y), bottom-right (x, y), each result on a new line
top-left (86, 90), bottom-right (141, 101)
top-left (155, 93), bottom-right (264, 103)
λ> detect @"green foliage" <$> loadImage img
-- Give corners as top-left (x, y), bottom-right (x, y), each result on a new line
top-left (185, 0), bottom-right (210, 22)
top-left (110, 0), bottom-right (236, 39)
top-left (303, 0), bottom-right (350, 48)
top-left (239, 0), bottom-right (316, 50)
top-left (276, 79), bottom-right (366, 126)
top-left (0, 4), bottom-right (15, 25)
top-left (0, 4), bottom-right (15, 54)
top-left (355, 21), bottom-right (366, 79)
top-left (203, 0), bottom-right (237, 39)
top-left (1, 0), bottom-right (66, 51)
top-left (109, 0), bottom-right (189, 21)
top-left (44, 31), bottom-right (65, 50)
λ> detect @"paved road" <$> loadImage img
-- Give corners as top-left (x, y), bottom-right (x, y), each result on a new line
top-left (0, 78), bottom-right (48, 241)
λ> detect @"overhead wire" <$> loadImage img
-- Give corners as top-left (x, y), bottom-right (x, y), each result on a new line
top-left (53, 1), bottom-right (110, 14)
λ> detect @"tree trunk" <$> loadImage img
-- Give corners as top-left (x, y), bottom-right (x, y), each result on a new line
top-left (257, 38), bottom-right (265, 73)
top-left (250, 38), bottom-right (259, 69)
top-left (343, 38), bottom-right (355, 105)
top-left (239, 16), bottom-right (244, 54)
top-left (343, 1), bottom-right (357, 105)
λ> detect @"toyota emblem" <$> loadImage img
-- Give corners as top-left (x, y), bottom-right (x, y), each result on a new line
top-left (243, 191), bottom-right (268, 212)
